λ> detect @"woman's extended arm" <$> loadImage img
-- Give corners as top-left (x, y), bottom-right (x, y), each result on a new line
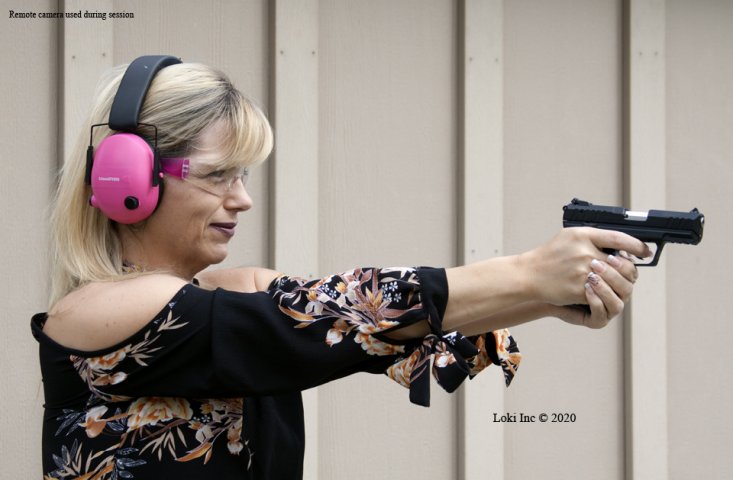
top-left (200, 227), bottom-right (650, 342)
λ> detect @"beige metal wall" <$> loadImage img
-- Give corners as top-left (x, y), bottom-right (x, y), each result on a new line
top-left (503, 0), bottom-right (626, 478)
top-left (1, 1), bottom-right (730, 479)
top-left (667, 1), bottom-right (733, 478)
top-left (1, 1), bottom-right (57, 479)
top-left (316, 1), bottom-right (458, 478)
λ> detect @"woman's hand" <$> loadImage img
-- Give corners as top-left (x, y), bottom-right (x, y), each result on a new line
top-left (548, 253), bottom-right (637, 328)
top-left (523, 228), bottom-right (650, 329)
top-left (518, 227), bottom-right (650, 308)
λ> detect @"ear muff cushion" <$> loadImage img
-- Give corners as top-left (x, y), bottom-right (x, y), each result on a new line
top-left (90, 133), bottom-right (161, 224)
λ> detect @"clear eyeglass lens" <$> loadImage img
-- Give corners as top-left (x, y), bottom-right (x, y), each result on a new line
top-left (188, 168), bottom-right (249, 196)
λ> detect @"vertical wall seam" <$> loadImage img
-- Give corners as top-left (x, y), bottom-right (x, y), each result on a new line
top-left (270, 2), bottom-right (320, 477)
top-left (456, 0), bottom-right (467, 269)
top-left (457, 1), bottom-right (505, 479)
top-left (624, 1), bottom-right (669, 479)
top-left (455, 2), bottom-right (466, 477)
top-left (267, 0), bottom-right (277, 270)
top-left (57, 0), bottom-right (66, 172)
top-left (622, 2), bottom-right (632, 478)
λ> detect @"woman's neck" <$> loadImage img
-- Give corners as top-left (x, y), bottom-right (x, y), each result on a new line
top-left (119, 228), bottom-right (202, 282)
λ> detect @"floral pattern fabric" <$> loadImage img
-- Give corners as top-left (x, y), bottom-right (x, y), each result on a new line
top-left (31, 266), bottom-right (519, 479)
top-left (38, 291), bottom-right (253, 479)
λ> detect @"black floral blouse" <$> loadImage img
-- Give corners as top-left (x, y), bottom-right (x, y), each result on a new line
top-left (31, 267), bottom-right (520, 479)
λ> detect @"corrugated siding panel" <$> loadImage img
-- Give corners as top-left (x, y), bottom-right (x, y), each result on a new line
top-left (3, 2), bottom-right (732, 479)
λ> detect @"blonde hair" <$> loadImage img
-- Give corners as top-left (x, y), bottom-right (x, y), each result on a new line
top-left (49, 62), bottom-right (273, 307)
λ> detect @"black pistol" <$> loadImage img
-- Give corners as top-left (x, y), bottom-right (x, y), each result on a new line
top-left (562, 198), bottom-right (704, 266)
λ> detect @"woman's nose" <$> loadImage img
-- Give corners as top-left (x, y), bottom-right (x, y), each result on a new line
top-left (224, 177), bottom-right (253, 212)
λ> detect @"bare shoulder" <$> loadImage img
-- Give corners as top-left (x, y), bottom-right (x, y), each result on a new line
top-left (196, 267), bottom-right (283, 293)
top-left (44, 274), bottom-right (188, 351)
top-left (254, 268), bottom-right (283, 291)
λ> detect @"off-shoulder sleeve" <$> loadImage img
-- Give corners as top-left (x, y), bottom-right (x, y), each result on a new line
top-left (71, 266), bottom-right (519, 407)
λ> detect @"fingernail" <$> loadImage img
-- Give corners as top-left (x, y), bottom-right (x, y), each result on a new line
top-left (591, 259), bottom-right (606, 273)
top-left (587, 271), bottom-right (600, 286)
top-left (607, 254), bottom-right (622, 268)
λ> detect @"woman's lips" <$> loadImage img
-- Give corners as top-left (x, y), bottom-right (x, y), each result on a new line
top-left (210, 222), bottom-right (237, 238)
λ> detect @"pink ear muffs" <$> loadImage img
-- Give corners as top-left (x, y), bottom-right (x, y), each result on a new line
top-left (85, 55), bottom-right (183, 224)
top-left (90, 133), bottom-right (161, 224)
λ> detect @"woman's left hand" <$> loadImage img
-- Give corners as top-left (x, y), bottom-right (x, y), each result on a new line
top-left (554, 253), bottom-right (639, 329)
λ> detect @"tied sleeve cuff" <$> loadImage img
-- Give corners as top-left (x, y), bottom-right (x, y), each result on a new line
top-left (385, 329), bottom-right (521, 407)
top-left (384, 267), bottom-right (521, 407)
top-left (468, 329), bottom-right (522, 385)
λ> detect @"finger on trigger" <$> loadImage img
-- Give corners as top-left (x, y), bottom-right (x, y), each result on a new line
top-left (591, 229), bottom-right (650, 259)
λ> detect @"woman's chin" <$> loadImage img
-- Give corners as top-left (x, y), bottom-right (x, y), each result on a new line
top-left (201, 247), bottom-right (229, 267)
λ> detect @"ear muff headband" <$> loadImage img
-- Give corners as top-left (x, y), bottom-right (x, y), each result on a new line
top-left (109, 55), bottom-right (182, 131)
top-left (85, 55), bottom-right (182, 224)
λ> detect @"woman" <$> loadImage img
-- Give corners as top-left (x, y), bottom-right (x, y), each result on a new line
top-left (32, 58), bottom-right (649, 479)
